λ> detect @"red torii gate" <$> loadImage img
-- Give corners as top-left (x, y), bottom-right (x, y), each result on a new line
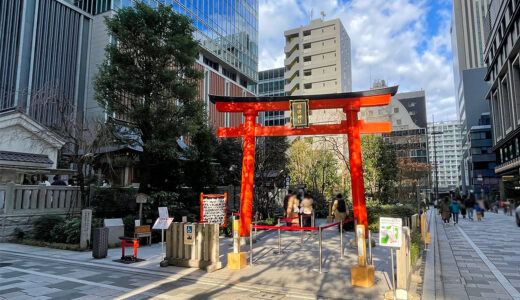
top-left (210, 86), bottom-right (398, 237)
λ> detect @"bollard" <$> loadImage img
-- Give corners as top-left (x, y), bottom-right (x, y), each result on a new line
top-left (368, 230), bottom-right (373, 265)
top-left (318, 226), bottom-right (323, 273)
top-left (254, 221), bottom-right (257, 239)
top-left (340, 220), bottom-right (344, 259)
top-left (300, 215), bottom-right (304, 246)
top-left (276, 219), bottom-right (282, 255)
top-left (250, 223), bottom-right (253, 267)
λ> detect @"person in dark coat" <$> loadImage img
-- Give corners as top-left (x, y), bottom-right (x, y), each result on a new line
top-left (464, 194), bottom-right (475, 221)
top-left (440, 197), bottom-right (451, 224)
top-left (51, 175), bottom-right (67, 186)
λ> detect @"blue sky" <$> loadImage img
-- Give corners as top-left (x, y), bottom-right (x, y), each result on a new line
top-left (258, 0), bottom-right (457, 121)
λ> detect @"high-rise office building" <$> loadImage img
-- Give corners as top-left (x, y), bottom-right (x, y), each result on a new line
top-left (72, 0), bottom-right (259, 129)
top-left (284, 18), bottom-right (351, 96)
top-left (283, 18), bottom-right (351, 125)
top-left (258, 67), bottom-right (286, 126)
top-left (428, 121), bottom-right (463, 191)
top-left (451, 0), bottom-right (494, 196)
top-left (483, 0), bottom-right (520, 199)
top-left (0, 0), bottom-right (92, 125)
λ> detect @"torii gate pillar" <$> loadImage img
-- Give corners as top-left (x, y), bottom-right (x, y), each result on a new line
top-left (346, 109), bottom-right (367, 229)
top-left (239, 111), bottom-right (257, 236)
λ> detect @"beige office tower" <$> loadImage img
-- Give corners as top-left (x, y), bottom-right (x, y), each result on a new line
top-left (284, 18), bottom-right (352, 188)
top-left (284, 18), bottom-right (352, 125)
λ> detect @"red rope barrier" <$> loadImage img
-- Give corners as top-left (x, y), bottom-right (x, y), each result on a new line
top-left (321, 221), bottom-right (340, 229)
top-left (252, 224), bottom-right (318, 231)
top-left (321, 218), bottom-right (355, 230)
top-left (280, 214), bottom-right (312, 222)
top-left (280, 216), bottom-right (299, 222)
top-left (233, 213), bottom-right (240, 216)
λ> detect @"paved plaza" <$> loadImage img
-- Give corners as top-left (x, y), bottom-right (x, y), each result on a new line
top-left (423, 208), bottom-right (520, 300)
top-left (0, 219), bottom-right (396, 300)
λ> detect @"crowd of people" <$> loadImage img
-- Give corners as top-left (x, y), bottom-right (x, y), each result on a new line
top-left (22, 174), bottom-right (75, 186)
top-left (282, 191), bottom-right (349, 232)
top-left (437, 194), bottom-right (490, 225)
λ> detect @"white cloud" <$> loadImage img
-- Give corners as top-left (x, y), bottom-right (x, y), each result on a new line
top-left (258, 0), bottom-right (456, 121)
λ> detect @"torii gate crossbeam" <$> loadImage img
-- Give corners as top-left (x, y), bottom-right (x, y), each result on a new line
top-left (210, 86), bottom-right (398, 237)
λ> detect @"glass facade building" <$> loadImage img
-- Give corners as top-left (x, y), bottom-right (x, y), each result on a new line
top-left (71, 0), bottom-right (258, 90)
top-left (258, 67), bottom-right (286, 126)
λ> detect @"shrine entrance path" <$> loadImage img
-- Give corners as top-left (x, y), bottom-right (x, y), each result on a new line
top-left (0, 219), bottom-right (395, 299)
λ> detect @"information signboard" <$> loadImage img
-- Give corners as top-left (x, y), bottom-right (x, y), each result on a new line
top-left (136, 193), bottom-right (148, 203)
top-left (379, 217), bottom-right (402, 248)
top-left (152, 217), bottom-right (173, 230)
top-left (200, 193), bottom-right (227, 227)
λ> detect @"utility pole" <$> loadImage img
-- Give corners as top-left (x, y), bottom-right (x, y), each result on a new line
top-left (431, 116), bottom-right (443, 202)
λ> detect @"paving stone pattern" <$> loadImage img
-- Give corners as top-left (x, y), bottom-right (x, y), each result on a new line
top-left (436, 209), bottom-right (520, 300)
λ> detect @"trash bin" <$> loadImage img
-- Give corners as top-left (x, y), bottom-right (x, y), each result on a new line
top-left (92, 227), bottom-right (109, 259)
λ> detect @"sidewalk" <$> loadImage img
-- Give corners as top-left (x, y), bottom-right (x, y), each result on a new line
top-left (0, 219), bottom-right (396, 299)
top-left (424, 209), bottom-right (520, 300)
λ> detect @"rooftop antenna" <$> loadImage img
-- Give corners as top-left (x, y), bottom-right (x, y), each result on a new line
top-left (320, 11), bottom-right (326, 21)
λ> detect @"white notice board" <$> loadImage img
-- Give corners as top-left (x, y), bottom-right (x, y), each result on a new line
top-left (379, 217), bottom-right (402, 248)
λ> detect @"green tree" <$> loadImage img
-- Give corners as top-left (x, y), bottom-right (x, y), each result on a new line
top-left (287, 138), bottom-right (340, 199)
top-left (94, 2), bottom-right (203, 192)
top-left (361, 135), bottom-right (398, 204)
top-left (253, 136), bottom-right (289, 217)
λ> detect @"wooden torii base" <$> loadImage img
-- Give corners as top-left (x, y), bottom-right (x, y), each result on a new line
top-left (210, 86), bottom-right (398, 237)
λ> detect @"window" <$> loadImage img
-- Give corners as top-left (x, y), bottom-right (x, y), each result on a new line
top-left (394, 107), bottom-right (399, 113)
top-left (304, 83), bottom-right (312, 89)
top-left (304, 70), bottom-right (312, 76)
top-left (303, 30), bottom-right (311, 36)
top-left (303, 56), bottom-right (311, 62)
top-left (396, 119), bottom-right (402, 125)
top-left (303, 43), bottom-right (311, 49)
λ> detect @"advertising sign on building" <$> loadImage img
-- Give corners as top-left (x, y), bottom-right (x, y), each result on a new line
top-left (200, 193), bottom-right (228, 227)
top-left (379, 217), bottom-right (402, 248)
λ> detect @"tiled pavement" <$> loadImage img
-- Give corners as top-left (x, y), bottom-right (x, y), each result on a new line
top-left (0, 219), bottom-right (395, 299)
top-left (435, 209), bottom-right (520, 300)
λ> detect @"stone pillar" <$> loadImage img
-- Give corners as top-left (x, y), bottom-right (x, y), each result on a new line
top-left (5, 182), bottom-right (15, 214)
top-left (397, 227), bottom-right (411, 293)
top-left (80, 209), bottom-right (92, 249)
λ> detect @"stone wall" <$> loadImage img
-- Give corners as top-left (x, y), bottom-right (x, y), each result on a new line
top-left (0, 183), bottom-right (81, 241)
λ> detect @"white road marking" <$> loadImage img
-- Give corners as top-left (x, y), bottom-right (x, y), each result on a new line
top-left (457, 226), bottom-right (520, 300)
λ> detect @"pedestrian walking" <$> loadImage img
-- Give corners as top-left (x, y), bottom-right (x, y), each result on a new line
top-left (465, 194), bottom-right (475, 221)
top-left (459, 196), bottom-right (467, 219)
top-left (475, 203), bottom-right (483, 221)
top-left (477, 198), bottom-right (485, 218)
top-left (283, 190), bottom-right (293, 218)
top-left (450, 199), bottom-right (461, 225)
top-left (440, 197), bottom-right (451, 224)
top-left (300, 194), bottom-right (313, 227)
top-left (332, 193), bottom-right (348, 232)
